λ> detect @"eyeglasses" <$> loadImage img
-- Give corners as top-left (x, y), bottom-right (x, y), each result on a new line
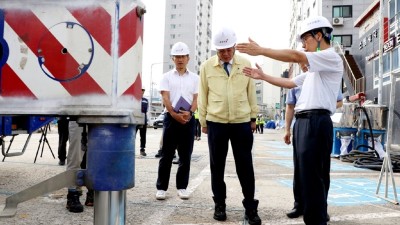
top-left (301, 34), bottom-right (314, 45)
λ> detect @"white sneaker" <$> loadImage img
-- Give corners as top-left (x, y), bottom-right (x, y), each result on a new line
top-left (177, 189), bottom-right (190, 199)
top-left (156, 190), bottom-right (166, 200)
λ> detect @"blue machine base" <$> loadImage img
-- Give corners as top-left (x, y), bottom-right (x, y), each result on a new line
top-left (355, 129), bottom-right (386, 152)
top-left (332, 127), bottom-right (357, 155)
top-left (332, 128), bottom-right (386, 155)
top-left (87, 124), bottom-right (135, 191)
top-left (0, 116), bottom-right (55, 135)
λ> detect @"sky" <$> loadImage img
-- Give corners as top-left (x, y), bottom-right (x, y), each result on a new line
top-left (140, 0), bottom-right (291, 90)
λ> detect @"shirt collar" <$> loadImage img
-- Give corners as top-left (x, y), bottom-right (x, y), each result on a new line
top-left (172, 68), bottom-right (189, 76)
top-left (219, 59), bottom-right (233, 66)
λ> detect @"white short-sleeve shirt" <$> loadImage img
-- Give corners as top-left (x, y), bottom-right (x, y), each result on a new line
top-left (292, 48), bottom-right (343, 114)
top-left (159, 69), bottom-right (199, 110)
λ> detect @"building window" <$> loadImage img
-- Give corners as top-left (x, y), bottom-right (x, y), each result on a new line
top-left (397, 0), bottom-right (400, 13)
top-left (393, 47), bottom-right (399, 70)
top-left (373, 53), bottom-right (392, 88)
top-left (171, 4), bottom-right (177, 9)
top-left (373, 58), bottom-right (379, 78)
top-left (171, 24), bottom-right (176, 29)
top-left (390, 0), bottom-right (395, 22)
top-left (372, 49), bottom-right (400, 88)
top-left (389, 0), bottom-right (400, 32)
top-left (171, 14), bottom-right (176, 19)
top-left (332, 35), bottom-right (352, 47)
top-left (383, 53), bottom-right (390, 74)
top-left (373, 53), bottom-right (390, 77)
top-left (333, 5), bottom-right (352, 18)
top-left (391, 0), bottom-right (400, 16)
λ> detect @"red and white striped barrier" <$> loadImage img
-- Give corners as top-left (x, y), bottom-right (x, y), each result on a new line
top-left (0, 0), bottom-right (145, 117)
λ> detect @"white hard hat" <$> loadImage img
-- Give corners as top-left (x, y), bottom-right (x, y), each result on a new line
top-left (170, 42), bottom-right (190, 55)
top-left (213, 27), bottom-right (237, 49)
top-left (298, 16), bottom-right (333, 40)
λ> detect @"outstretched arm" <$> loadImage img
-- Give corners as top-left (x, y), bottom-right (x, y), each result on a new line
top-left (236, 37), bottom-right (308, 65)
top-left (242, 64), bottom-right (297, 89)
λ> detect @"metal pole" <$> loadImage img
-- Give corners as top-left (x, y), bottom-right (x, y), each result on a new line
top-left (378, 0), bottom-right (384, 105)
top-left (150, 62), bottom-right (167, 116)
top-left (375, 71), bottom-right (399, 205)
top-left (94, 190), bottom-right (126, 225)
top-left (150, 64), bottom-right (154, 113)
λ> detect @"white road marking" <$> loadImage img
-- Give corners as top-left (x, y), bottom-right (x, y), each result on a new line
top-left (141, 165), bottom-right (210, 225)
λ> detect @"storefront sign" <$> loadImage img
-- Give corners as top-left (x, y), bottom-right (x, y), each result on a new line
top-left (365, 50), bottom-right (379, 61)
top-left (359, 28), bottom-right (379, 50)
top-left (383, 37), bottom-right (394, 53)
top-left (396, 32), bottom-right (400, 45)
top-left (373, 29), bottom-right (378, 38)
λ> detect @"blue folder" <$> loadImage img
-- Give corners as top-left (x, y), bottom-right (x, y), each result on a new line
top-left (174, 96), bottom-right (191, 112)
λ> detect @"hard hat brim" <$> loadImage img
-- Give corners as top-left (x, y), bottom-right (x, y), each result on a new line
top-left (214, 43), bottom-right (235, 50)
top-left (171, 53), bottom-right (189, 56)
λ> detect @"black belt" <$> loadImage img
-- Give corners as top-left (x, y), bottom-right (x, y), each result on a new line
top-left (295, 109), bottom-right (331, 119)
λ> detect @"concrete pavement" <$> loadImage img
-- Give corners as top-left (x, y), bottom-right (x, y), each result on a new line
top-left (0, 126), bottom-right (399, 224)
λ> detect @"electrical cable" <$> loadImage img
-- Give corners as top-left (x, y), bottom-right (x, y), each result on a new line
top-left (339, 106), bottom-right (400, 172)
top-left (340, 150), bottom-right (400, 172)
top-left (354, 106), bottom-right (376, 154)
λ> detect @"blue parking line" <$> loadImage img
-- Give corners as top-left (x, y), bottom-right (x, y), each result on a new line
top-left (264, 141), bottom-right (400, 206)
top-left (263, 141), bottom-right (292, 150)
top-left (260, 140), bottom-right (292, 157)
top-left (270, 159), bottom-right (365, 171)
top-left (280, 178), bottom-right (400, 206)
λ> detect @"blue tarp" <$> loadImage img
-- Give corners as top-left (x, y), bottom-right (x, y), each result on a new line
top-left (266, 120), bottom-right (276, 129)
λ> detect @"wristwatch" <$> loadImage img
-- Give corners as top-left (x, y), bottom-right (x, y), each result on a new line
top-left (189, 110), bottom-right (194, 116)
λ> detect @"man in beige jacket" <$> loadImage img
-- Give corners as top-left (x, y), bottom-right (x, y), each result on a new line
top-left (198, 27), bottom-right (261, 225)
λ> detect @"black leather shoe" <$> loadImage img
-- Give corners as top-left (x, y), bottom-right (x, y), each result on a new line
top-left (286, 207), bottom-right (303, 218)
top-left (213, 204), bottom-right (227, 221)
top-left (245, 209), bottom-right (261, 225)
top-left (155, 150), bottom-right (162, 158)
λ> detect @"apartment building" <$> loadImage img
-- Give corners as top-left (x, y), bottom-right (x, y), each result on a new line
top-left (146, 0), bottom-right (212, 116)
top-left (162, 0), bottom-right (213, 74)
